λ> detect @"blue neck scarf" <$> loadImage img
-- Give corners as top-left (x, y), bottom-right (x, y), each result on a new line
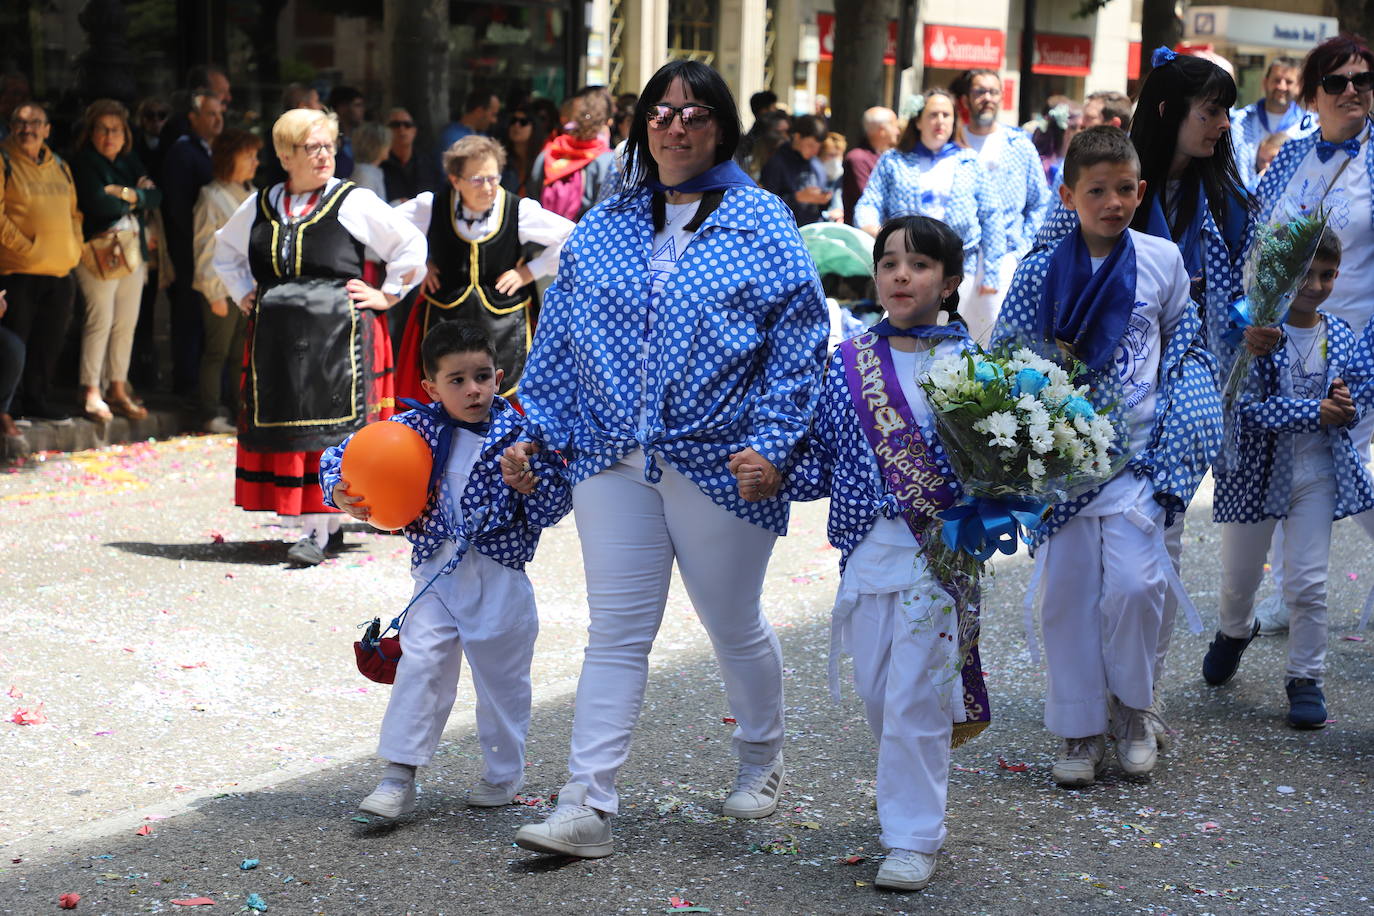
top-left (913, 141), bottom-right (961, 162)
top-left (1144, 182), bottom-right (1206, 283)
top-left (1255, 100), bottom-right (1301, 135)
top-left (646, 159), bottom-right (756, 195)
top-left (398, 398), bottom-right (492, 495)
top-left (870, 318), bottom-right (969, 341)
top-left (1038, 228), bottom-right (1137, 372)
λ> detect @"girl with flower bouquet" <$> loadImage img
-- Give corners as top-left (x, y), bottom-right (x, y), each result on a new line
top-left (994, 127), bottom-right (1223, 788)
top-left (735, 216), bottom-right (986, 893)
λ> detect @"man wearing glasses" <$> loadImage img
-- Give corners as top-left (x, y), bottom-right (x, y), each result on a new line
top-left (0, 103), bottom-right (83, 424)
top-left (947, 68), bottom-right (1051, 344)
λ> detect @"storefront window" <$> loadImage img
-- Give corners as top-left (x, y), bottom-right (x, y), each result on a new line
top-left (668, 0), bottom-right (718, 66)
top-left (452, 1), bottom-right (571, 108)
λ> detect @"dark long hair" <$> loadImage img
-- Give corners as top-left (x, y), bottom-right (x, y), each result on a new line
top-left (1129, 53), bottom-right (1250, 235)
top-left (873, 215), bottom-right (966, 322)
top-left (610, 59), bottom-right (743, 201)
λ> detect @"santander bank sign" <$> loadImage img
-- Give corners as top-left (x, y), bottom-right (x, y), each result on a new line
top-left (924, 24), bottom-right (1005, 69)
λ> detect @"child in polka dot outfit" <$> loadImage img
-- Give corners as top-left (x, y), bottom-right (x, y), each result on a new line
top-left (750, 215), bottom-right (987, 892)
top-left (1204, 231), bottom-right (1374, 728)
top-left (319, 323), bottom-right (571, 819)
top-left (994, 126), bottom-right (1223, 788)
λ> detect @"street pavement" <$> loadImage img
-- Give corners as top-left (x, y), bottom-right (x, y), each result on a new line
top-left (1, 435), bottom-right (1372, 915)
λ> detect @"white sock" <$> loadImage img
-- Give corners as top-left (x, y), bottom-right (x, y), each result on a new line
top-left (383, 762), bottom-right (417, 784)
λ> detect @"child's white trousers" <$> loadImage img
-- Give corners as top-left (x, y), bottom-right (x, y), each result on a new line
top-left (562, 451), bottom-right (783, 815)
top-left (377, 545), bottom-right (538, 793)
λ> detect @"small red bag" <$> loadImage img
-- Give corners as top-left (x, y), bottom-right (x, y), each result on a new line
top-left (354, 617), bottom-right (403, 684)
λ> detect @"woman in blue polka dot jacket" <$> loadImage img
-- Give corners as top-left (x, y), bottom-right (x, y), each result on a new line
top-left (503, 60), bottom-right (829, 860)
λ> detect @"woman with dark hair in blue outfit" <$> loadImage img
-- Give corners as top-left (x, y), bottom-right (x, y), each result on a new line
top-left (503, 59), bottom-right (828, 859)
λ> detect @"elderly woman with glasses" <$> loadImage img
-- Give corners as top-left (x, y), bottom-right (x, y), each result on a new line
top-left (503, 60), bottom-right (827, 859)
top-left (213, 107), bottom-right (427, 567)
top-left (393, 134), bottom-right (573, 406)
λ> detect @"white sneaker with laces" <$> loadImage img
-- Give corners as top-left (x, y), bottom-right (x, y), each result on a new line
top-left (1255, 594), bottom-right (1290, 635)
top-left (722, 753), bottom-right (783, 819)
top-left (466, 779), bottom-right (517, 807)
top-left (1148, 690), bottom-right (1171, 754)
top-left (1110, 697), bottom-right (1159, 776)
top-left (358, 777), bottom-right (416, 818)
top-left (1052, 735), bottom-right (1106, 787)
top-left (513, 783), bottom-right (613, 858)
top-left (875, 848), bottom-right (938, 891)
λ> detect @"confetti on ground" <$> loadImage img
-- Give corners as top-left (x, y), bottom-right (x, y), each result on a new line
top-left (1277, 785), bottom-right (1296, 794)
top-left (750, 836), bottom-right (799, 855)
top-left (1343, 634), bottom-right (1365, 642)
top-left (210, 531), bottom-right (225, 543)
top-left (9, 703), bottom-right (46, 725)
top-left (350, 815), bottom-right (370, 823)
top-left (997, 757), bottom-right (1029, 772)
top-left (842, 854), bottom-right (866, 865)
top-left (666, 896), bottom-right (709, 912)
top-left (243, 892), bottom-right (268, 912)
top-left (171, 899), bottom-right (216, 907)
top-left (59, 893), bottom-right (80, 909)
top-left (720, 716), bottom-right (736, 724)
top-left (135, 824), bottom-right (153, 836)
top-left (240, 858), bottom-right (259, 870)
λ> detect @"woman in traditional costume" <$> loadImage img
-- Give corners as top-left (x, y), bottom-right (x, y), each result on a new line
top-left (213, 108), bottom-right (427, 566)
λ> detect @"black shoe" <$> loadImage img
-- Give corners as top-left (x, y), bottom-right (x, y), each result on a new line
top-left (1201, 619), bottom-right (1260, 686)
top-left (1286, 678), bottom-right (1327, 729)
top-left (326, 527), bottom-right (345, 554)
top-left (286, 537), bottom-right (326, 567)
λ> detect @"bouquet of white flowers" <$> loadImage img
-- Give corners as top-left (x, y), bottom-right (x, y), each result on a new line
top-left (920, 342), bottom-right (1128, 558)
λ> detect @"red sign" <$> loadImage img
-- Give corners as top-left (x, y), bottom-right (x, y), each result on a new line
top-left (1128, 41), bottom-right (1141, 80)
top-left (923, 24), bottom-right (1005, 70)
top-left (1032, 33), bottom-right (1092, 76)
top-left (817, 13), bottom-right (898, 65)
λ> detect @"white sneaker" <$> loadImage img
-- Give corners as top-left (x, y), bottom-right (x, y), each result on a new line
top-left (466, 779), bottom-right (517, 807)
top-left (358, 778), bottom-right (416, 818)
top-left (1110, 698), bottom-right (1159, 776)
top-left (875, 848), bottom-right (937, 891)
top-left (513, 783), bottom-right (613, 858)
top-left (722, 753), bottom-right (783, 819)
top-left (203, 415), bottom-right (236, 434)
top-left (1255, 594), bottom-right (1290, 635)
top-left (1052, 735), bottom-right (1106, 787)
top-left (1148, 690), bottom-right (1172, 754)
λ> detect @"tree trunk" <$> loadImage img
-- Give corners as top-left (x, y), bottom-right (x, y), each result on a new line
top-left (1334, 0), bottom-right (1374, 40)
top-left (831, 0), bottom-right (895, 145)
top-left (1138, 0), bottom-right (1182, 83)
top-left (383, 0), bottom-right (449, 150)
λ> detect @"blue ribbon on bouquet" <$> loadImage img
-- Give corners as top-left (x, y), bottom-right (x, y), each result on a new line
top-left (1221, 296), bottom-right (1288, 347)
top-left (938, 495), bottom-right (1048, 562)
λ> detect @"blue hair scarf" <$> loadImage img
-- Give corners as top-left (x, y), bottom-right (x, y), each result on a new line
top-left (1037, 227), bottom-right (1137, 372)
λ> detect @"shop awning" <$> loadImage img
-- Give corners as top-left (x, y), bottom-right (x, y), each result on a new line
top-left (818, 13), bottom-right (898, 64)
top-left (1032, 33), bottom-right (1092, 76)
top-left (1184, 6), bottom-right (1338, 51)
top-left (923, 24), bottom-right (1005, 70)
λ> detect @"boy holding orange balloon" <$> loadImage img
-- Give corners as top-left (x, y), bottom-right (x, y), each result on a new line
top-left (320, 323), bottom-right (571, 818)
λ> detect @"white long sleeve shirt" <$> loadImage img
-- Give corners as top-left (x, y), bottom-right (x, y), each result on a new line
top-left (394, 190), bottom-right (574, 282)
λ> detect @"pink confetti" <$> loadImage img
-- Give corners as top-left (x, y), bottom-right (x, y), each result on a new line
top-left (1348, 572), bottom-right (1359, 581)
top-left (10, 703), bottom-right (46, 725)
top-left (179, 661), bottom-right (207, 670)
top-left (135, 824), bottom-right (153, 836)
top-left (209, 532), bottom-right (225, 544)
top-left (1343, 635), bottom-right (1365, 642)
top-left (1201, 821), bottom-right (1220, 831)
top-left (6, 685), bottom-right (20, 698)
top-left (997, 757), bottom-right (1029, 772)
top-left (721, 716), bottom-right (737, 724)
top-left (170, 899), bottom-right (216, 907)
top-left (59, 893), bottom-right (81, 909)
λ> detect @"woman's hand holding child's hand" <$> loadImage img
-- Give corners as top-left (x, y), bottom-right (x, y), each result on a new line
top-left (501, 441), bottom-right (540, 494)
top-left (332, 480), bottom-right (370, 521)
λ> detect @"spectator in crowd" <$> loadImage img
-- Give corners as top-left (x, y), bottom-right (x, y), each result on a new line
top-left (818, 131), bottom-right (846, 222)
top-left (759, 114), bottom-right (831, 226)
top-left (192, 128), bottom-right (259, 434)
top-left (0, 290), bottom-right (21, 438)
top-left (740, 109), bottom-right (790, 181)
top-left (948, 68), bottom-right (1051, 343)
top-left (842, 106), bottom-right (898, 225)
top-left (130, 96), bottom-right (172, 390)
top-left (1231, 57), bottom-right (1315, 191)
top-left (348, 121), bottom-right (390, 201)
top-left (0, 102), bottom-right (82, 423)
top-left (437, 89), bottom-right (502, 165)
top-left (281, 83), bottom-right (323, 113)
top-left (327, 85), bottom-right (365, 179)
top-left (500, 103), bottom-right (546, 198)
top-left (71, 99), bottom-right (161, 423)
top-left (613, 96), bottom-right (636, 147)
top-left (133, 97), bottom-right (171, 182)
top-left (160, 89), bottom-right (223, 394)
top-left (1080, 90), bottom-right (1132, 130)
top-left (735, 89), bottom-right (779, 173)
top-left (1036, 100), bottom-right (1083, 191)
top-left (381, 107), bottom-right (441, 203)
top-left (161, 65), bottom-right (231, 148)
top-left (1253, 131), bottom-right (1288, 180)
top-left (533, 86), bottom-right (615, 221)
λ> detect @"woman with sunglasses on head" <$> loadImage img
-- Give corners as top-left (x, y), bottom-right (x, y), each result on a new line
top-left (393, 134), bottom-right (574, 405)
top-left (1250, 35), bottom-right (1374, 634)
top-left (503, 60), bottom-right (827, 859)
top-left (213, 108), bottom-right (427, 567)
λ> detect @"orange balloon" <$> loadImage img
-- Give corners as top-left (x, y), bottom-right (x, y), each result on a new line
top-left (339, 421), bottom-right (433, 530)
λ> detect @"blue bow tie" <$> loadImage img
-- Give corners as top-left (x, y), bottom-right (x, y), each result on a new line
top-left (1315, 136), bottom-right (1360, 163)
top-left (398, 398), bottom-right (491, 494)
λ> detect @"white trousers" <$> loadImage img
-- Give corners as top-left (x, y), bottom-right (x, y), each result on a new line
top-left (958, 252), bottom-right (1016, 347)
top-left (1219, 466), bottom-right (1336, 684)
top-left (842, 590), bottom-right (955, 853)
top-left (76, 263), bottom-right (146, 388)
top-left (376, 548), bottom-right (538, 790)
top-left (1040, 506), bottom-right (1167, 737)
top-left (1155, 517), bottom-right (1185, 684)
top-left (564, 452), bottom-right (782, 815)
